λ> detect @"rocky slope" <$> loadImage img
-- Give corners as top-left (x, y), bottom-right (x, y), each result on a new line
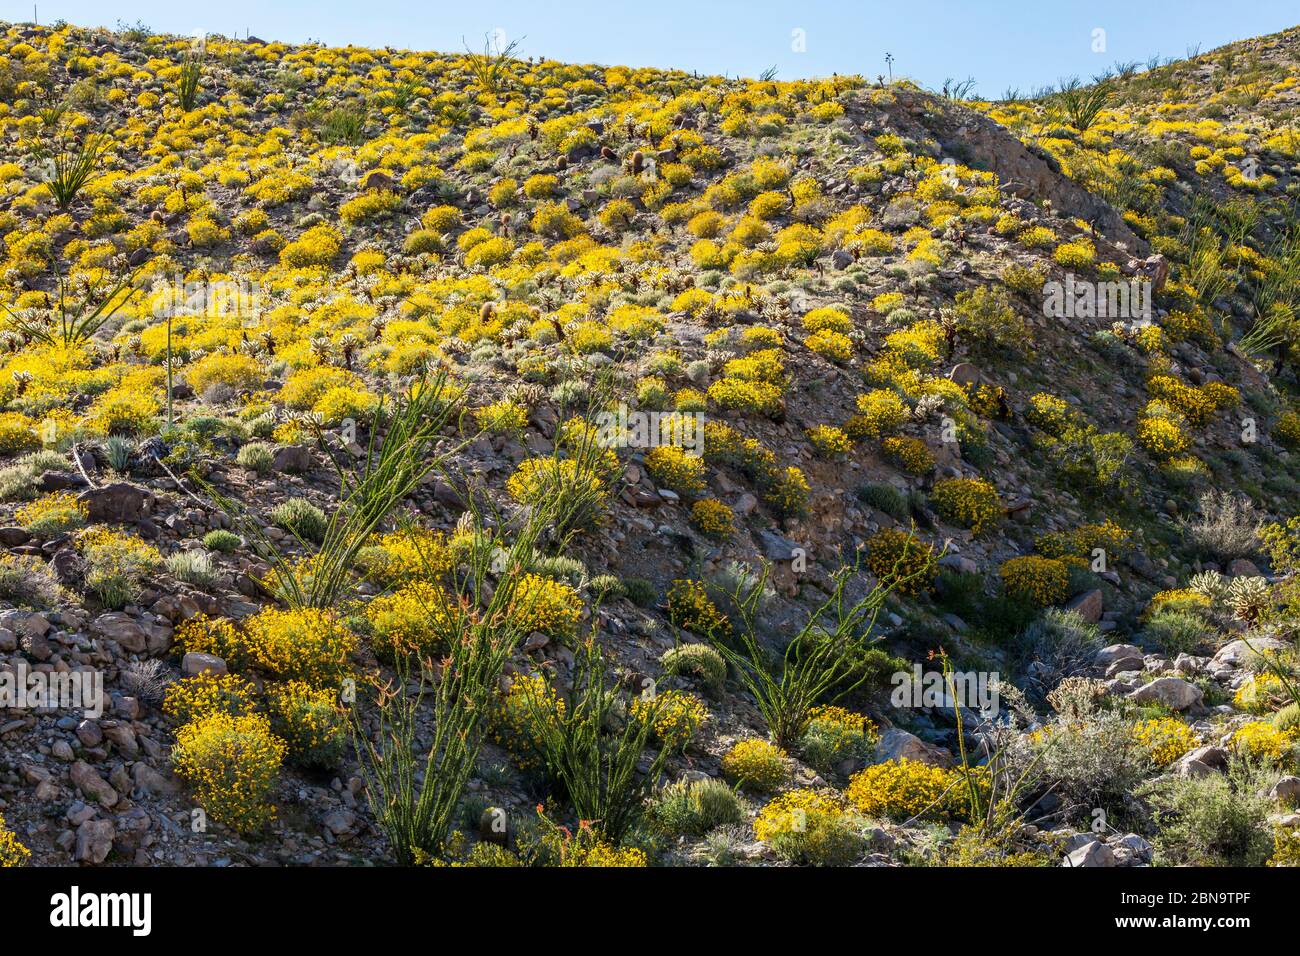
top-left (0, 21), bottom-right (1298, 868)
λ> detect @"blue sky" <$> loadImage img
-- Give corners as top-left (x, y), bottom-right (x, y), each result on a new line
top-left (4, 1), bottom-right (1298, 97)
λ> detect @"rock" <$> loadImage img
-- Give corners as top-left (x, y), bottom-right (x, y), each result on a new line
top-left (74, 818), bottom-right (115, 864)
top-left (1213, 637), bottom-right (1287, 668)
top-left (0, 527), bottom-right (30, 546)
top-left (271, 445), bottom-right (313, 473)
top-left (182, 652), bottom-right (228, 677)
top-left (1175, 745), bottom-right (1228, 778)
top-left (758, 529), bottom-right (800, 562)
top-left (1064, 589), bottom-right (1103, 624)
top-left (1227, 558), bottom-right (1260, 577)
top-left (1114, 833), bottom-right (1153, 861)
top-left (1095, 644), bottom-right (1143, 668)
top-left (1062, 840), bottom-right (1115, 867)
top-left (322, 809), bottom-right (357, 836)
top-left (1271, 776), bottom-right (1300, 805)
top-left (70, 760), bottom-right (119, 808)
top-left (937, 553), bottom-right (979, 576)
top-left (947, 363), bottom-right (981, 387)
top-left (830, 249), bottom-right (853, 270)
top-left (358, 169), bottom-right (394, 192)
top-left (1140, 254), bottom-right (1170, 294)
top-left (90, 612), bottom-right (149, 653)
top-left (131, 762), bottom-right (180, 797)
top-left (77, 483), bottom-right (150, 523)
top-left (75, 719), bottom-right (103, 748)
top-left (874, 727), bottom-right (953, 768)
top-left (1128, 676), bottom-right (1202, 711)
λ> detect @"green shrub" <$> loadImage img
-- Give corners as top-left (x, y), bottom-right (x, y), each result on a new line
top-left (271, 498), bottom-right (328, 544)
top-left (661, 643), bottom-right (727, 692)
top-left (649, 777), bottom-right (744, 837)
top-left (203, 529), bottom-right (241, 553)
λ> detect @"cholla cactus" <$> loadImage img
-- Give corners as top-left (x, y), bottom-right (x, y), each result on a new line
top-left (1226, 576), bottom-right (1273, 624)
top-left (1189, 570), bottom-right (1229, 604)
top-left (911, 392), bottom-right (946, 423)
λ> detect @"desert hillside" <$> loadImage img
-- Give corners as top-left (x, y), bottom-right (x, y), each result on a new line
top-left (0, 20), bottom-right (1298, 869)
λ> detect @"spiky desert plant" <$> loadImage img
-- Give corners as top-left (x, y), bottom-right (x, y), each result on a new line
top-left (519, 639), bottom-right (675, 844)
top-left (35, 127), bottom-right (111, 210)
top-left (463, 33), bottom-right (524, 95)
top-left (202, 371), bottom-right (470, 608)
top-left (1, 261), bottom-right (134, 348)
top-left (351, 496), bottom-right (558, 862)
top-left (1053, 77), bottom-right (1112, 132)
top-left (704, 552), bottom-right (925, 749)
top-left (177, 55), bottom-right (203, 110)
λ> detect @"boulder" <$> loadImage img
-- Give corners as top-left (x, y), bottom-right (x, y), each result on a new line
top-left (182, 652), bottom-right (228, 677)
top-left (70, 760), bottom-right (118, 808)
top-left (1062, 840), bottom-right (1114, 867)
top-left (74, 818), bottom-right (115, 864)
top-left (77, 483), bottom-right (150, 523)
top-left (271, 445), bottom-right (313, 473)
top-left (947, 363), bottom-right (981, 387)
top-left (1128, 676), bottom-right (1202, 711)
top-left (1095, 644), bottom-right (1143, 668)
top-left (1064, 589), bottom-right (1103, 624)
top-left (874, 727), bottom-right (953, 768)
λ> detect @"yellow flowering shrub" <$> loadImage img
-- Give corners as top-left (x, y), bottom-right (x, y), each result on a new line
top-left (805, 328), bottom-right (853, 361)
top-left (807, 424), bottom-right (852, 456)
top-left (866, 528), bottom-right (936, 594)
top-left (185, 352), bottom-right (263, 395)
top-left (0, 813), bottom-right (30, 867)
top-left (266, 681), bottom-right (347, 768)
top-left (1232, 721), bottom-right (1298, 763)
top-left (242, 608), bottom-right (356, 686)
top-left (493, 673), bottom-right (564, 770)
top-left (930, 477), bottom-right (1001, 534)
top-left (16, 492), bottom-right (88, 535)
top-left (171, 711), bottom-right (286, 834)
top-left (998, 556), bottom-right (1069, 607)
top-left (689, 498), bottom-right (734, 538)
top-left (721, 739), bottom-right (789, 792)
top-left (881, 436), bottom-right (935, 474)
top-left (667, 578), bottom-right (730, 638)
top-left (1136, 414), bottom-right (1190, 459)
top-left (163, 674), bottom-right (258, 725)
top-left (846, 389), bottom-right (908, 440)
top-left (753, 788), bottom-right (864, 865)
top-left (1132, 717), bottom-right (1198, 766)
top-left (846, 758), bottom-right (980, 821)
top-left (631, 689), bottom-right (707, 749)
top-left (800, 705), bottom-right (879, 773)
top-left (645, 444), bottom-right (707, 495)
top-left (508, 572), bottom-right (583, 638)
top-left (365, 581), bottom-right (458, 659)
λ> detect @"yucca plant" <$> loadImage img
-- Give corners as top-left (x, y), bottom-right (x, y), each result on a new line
top-left (1053, 77), bottom-right (1112, 132)
top-left (201, 371), bottom-right (470, 608)
top-left (0, 261), bottom-right (134, 348)
top-left (318, 105), bottom-right (366, 145)
top-left (177, 55), bottom-right (203, 111)
top-left (35, 129), bottom-right (111, 210)
top-left (463, 33), bottom-right (524, 95)
top-left (704, 552), bottom-right (925, 749)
